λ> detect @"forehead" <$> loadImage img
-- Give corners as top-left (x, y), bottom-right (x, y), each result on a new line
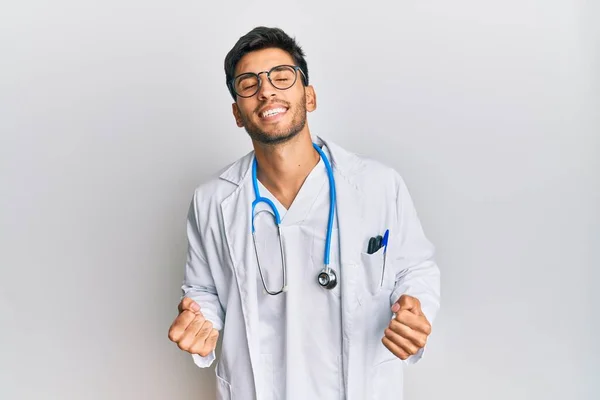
top-left (235, 48), bottom-right (296, 76)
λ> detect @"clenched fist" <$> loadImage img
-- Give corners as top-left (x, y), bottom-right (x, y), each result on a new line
top-left (168, 297), bottom-right (219, 357)
top-left (382, 294), bottom-right (431, 360)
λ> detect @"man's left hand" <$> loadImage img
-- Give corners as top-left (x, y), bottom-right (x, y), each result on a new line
top-left (382, 294), bottom-right (431, 360)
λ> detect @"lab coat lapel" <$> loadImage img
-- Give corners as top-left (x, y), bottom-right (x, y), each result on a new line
top-left (317, 137), bottom-right (367, 391)
top-left (219, 152), bottom-right (261, 398)
top-left (317, 137), bottom-right (366, 306)
top-left (335, 168), bottom-right (365, 389)
top-left (335, 171), bottom-right (365, 308)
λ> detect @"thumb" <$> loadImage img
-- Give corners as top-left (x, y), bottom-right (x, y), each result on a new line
top-left (391, 295), bottom-right (421, 315)
top-left (179, 297), bottom-right (200, 314)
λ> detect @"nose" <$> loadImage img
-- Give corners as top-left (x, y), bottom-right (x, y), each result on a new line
top-left (256, 71), bottom-right (278, 100)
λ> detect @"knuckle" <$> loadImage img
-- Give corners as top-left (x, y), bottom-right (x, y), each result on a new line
top-left (198, 348), bottom-right (211, 357)
top-left (194, 339), bottom-right (215, 357)
top-left (424, 323), bottom-right (432, 335)
top-left (382, 337), bottom-right (392, 350)
top-left (178, 334), bottom-right (197, 351)
top-left (398, 310), bottom-right (411, 321)
top-left (189, 341), bottom-right (203, 355)
top-left (168, 325), bottom-right (183, 341)
top-left (177, 339), bottom-right (191, 352)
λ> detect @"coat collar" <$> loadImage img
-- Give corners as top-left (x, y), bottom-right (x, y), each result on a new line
top-left (218, 135), bottom-right (366, 188)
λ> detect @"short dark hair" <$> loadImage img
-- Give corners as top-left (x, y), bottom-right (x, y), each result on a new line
top-left (224, 26), bottom-right (309, 100)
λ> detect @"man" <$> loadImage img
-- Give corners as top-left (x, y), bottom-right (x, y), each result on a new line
top-left (168, 26), bottom-right (440, 400)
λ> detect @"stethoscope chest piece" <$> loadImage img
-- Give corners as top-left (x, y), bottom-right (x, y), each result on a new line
top-left (318, 267), bottom-right (337, 289)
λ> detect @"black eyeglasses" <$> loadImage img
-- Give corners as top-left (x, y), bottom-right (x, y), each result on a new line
top-left (230, 64), bottom-right (307, 98)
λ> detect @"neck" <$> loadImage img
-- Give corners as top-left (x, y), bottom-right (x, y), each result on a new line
top-left (253, 130), bottom-right (320, 209)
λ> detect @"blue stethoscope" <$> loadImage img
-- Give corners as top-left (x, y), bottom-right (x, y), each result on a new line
top-left (251, 143), bottom-right (337, 295)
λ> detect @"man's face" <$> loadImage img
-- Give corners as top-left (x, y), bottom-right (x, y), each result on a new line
top-left (232, 48), bottom-right (316, 145)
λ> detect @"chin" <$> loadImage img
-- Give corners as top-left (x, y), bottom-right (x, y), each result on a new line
top-left (247, 126), bottom-right (302, 145)
top-left (244, 109), bottom-right (307, 145)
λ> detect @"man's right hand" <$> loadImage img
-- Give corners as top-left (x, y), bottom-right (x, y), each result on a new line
top-left (168, 297), bottom-right (219, 357)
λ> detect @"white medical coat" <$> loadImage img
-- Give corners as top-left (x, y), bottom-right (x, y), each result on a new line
top-left (182, 136), bottom-right (441, 400)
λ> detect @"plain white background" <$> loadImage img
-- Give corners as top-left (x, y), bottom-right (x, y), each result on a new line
top-left (1, 0), bottom-right (598, 399)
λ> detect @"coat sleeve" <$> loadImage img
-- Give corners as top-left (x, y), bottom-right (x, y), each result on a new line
top-left (180, 194), bottom-right (225, 368)
top-left (388, 173), bottom-right (441, 365)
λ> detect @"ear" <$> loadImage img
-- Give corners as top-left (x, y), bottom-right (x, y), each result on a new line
top-left (305, 85), bottom-right (317, 112)
top-left (232, 103), bottom-right (244, 127)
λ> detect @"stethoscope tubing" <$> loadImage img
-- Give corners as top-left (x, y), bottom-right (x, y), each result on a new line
top-left (251, 142), bottom-right (336, 294)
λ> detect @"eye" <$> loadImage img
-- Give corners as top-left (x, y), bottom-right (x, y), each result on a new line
top-left (270, 66), bottom-right (296, 87)
top-left (235, 74), bottom-right (259, 94)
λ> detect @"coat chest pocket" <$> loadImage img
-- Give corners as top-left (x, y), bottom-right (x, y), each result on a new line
top-left (360, 248), bottom-right (395, 295)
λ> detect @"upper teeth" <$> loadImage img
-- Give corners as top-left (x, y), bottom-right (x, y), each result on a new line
top-left (262, 108), bottom-right (286, 118)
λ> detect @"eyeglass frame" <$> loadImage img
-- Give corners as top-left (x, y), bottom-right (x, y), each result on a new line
top-left (228, 64), bottom-right (308, 99)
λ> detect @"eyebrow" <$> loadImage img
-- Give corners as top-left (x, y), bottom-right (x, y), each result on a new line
top-left (236, 74), bottom-right (255, 82)
top-left (235, 64), bottom-right (293, 78)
